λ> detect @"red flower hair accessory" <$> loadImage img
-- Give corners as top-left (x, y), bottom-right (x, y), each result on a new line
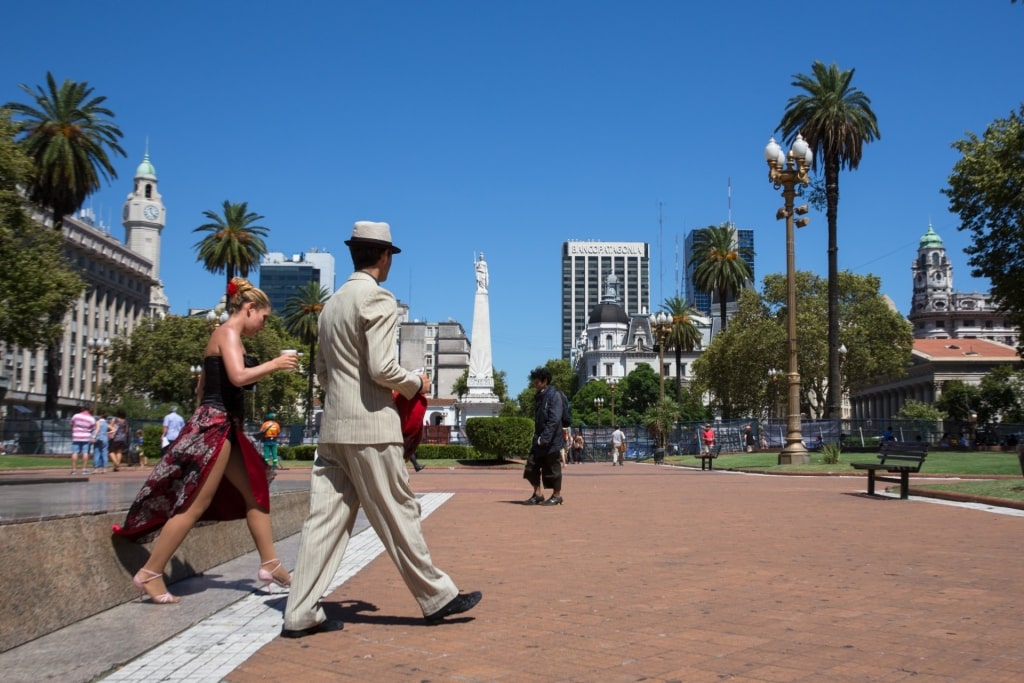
top-left (227, 280), bottom-right (239, 297)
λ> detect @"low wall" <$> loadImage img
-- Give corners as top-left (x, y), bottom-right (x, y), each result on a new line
top-left (0, 489), bottom-right (309, 653)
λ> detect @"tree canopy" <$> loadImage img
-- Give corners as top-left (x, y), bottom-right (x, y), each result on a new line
top-left (0, 110), bottom-right (84, 348)
top-left (692, 271), bottom-right (911, 420)
top-left (943, 104), bottom-right (1024, 342)
top-left (193, 200), bottom-right (270, 287)
top-left (105, 314), bottom-right (307, 422)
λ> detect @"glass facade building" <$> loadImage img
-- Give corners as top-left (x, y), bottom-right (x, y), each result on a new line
top-left (561, 241), bottom-right (650, 361)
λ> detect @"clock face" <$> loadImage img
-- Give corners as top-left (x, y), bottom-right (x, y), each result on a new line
top-left (143, 205), bottom-right (159, 220)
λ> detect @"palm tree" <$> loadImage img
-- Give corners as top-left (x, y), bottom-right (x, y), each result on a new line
top-left (193, 200), bottom-right (270, 287)
top-left (5, 72), bottom-right (126, 418)
top-left (688, 223), bottom-right (753, 332)
top-left (660, 296), bottom-right (703, 402)
top-left (777, 61), bottom-right (879, 419)
top-left (282, 281), bottom-right (330, 431)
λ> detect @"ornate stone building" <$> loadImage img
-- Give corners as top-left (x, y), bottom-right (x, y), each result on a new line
top-left (909, 224), bottom-right (1017, 346)
top-left (1, 153), bottom-right (168, 416)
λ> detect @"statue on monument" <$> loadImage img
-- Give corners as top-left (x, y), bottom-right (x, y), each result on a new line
top-left (475, 253), bottom-right (488, 293)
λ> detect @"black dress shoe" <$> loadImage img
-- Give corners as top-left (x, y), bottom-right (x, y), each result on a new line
top-left (424, 591), bottom-right (482, 624)
top-left (280, 618), bottom-right (345, 639)
top-left (523, 493), bottom-right (544, 505)
top-left (542, 495), bottom-right (564, 506)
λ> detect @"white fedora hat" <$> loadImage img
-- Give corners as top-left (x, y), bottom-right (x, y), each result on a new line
top-left (344, 221), bottom-right (401, 253)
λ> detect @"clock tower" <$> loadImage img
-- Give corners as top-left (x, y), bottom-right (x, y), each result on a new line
top-left (123, 151), bottom-right (170, 316)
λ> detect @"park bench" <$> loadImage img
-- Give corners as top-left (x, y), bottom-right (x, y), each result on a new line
top-left (850, 441), bottom-right (928, 499)
top-left (696, 444), bottom-right (722, 471)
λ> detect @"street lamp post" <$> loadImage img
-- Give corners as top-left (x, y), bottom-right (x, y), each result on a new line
top-left (593, 396), bottom-right (605, 428)
top-left (651, 313), bottom-right (674, 401)
top-left (765, 134), bottom-right (813, 464)
top-left (190, 364), bottom-right (203, 403)
top-left (88, 337), bottom-right (112, 410)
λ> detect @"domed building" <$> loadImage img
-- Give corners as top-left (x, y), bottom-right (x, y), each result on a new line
top-left (909, 224), bottom-right (1018, 347)
top-left (573, 275), bottom-right (711, 387)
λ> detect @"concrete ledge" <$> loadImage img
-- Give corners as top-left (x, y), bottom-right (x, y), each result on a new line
top-left (0, 489), bottom-right (309, 653)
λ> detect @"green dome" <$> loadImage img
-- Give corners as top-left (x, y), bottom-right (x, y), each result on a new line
top-left (919, 224), bottom-right (943, 249)
top-left (135, 153), bottom-right (157, 179)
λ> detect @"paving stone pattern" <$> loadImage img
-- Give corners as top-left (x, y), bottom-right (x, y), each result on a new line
top-left (229, 466), bottom-right (1024, 682)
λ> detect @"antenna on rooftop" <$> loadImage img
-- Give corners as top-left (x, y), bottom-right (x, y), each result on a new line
top-left (658, 201), bottom-right (663, 305)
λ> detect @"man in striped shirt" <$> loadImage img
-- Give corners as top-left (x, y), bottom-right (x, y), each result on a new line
top-left (70, 407), bottom-right (96, 475)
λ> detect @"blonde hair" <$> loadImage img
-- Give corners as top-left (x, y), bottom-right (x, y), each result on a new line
top-left (226, 277), bottom-right (270, 314)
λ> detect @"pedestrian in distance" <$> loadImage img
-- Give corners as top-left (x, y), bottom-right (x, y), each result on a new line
top-left (161, 404), bottom-right (185, 455)
top-left (283, 221), bottom-right (481, 638)
top-left (109, 409), bottom-right (130, 471)
top-left (610, 425), bottom-right (626, 466)
top-left (92, 411), bottom-right (111, 474)
top-left (69, 406), bottom-right (95, 475)
top-left (112, 277), bottom-right (299, 604)
top-left (258, 412), bottom-right (282, 469)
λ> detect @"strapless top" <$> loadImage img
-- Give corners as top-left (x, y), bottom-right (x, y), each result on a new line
top-left (200, 355), bottom-right (245, 416)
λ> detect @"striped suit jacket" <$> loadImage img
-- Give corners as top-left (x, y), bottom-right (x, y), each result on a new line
top-left (316, 271), bottom-right (423, 445)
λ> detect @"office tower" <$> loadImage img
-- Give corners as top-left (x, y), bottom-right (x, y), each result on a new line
top-left (562, 240), bottom-right (650, 361)
top-left (259, 249), bottom-right (336, 311)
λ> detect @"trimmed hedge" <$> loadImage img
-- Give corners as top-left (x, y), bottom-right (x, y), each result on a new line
top-left (279, 444), bottom-right (317, 461)
top-left (142, 424), bottom-right (164, 461)
top-left (465, 417), bottom-right (533, 460)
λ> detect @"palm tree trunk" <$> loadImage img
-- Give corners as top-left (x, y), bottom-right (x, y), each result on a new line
top-left (825, 163), bottom-right (841, 419)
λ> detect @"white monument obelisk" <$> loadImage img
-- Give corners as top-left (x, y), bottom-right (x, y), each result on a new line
top-left (457, 253), bottom-right (502, 427)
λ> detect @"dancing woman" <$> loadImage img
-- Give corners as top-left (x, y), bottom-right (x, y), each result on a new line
top-left (113, 278), bottom-right (299, 604)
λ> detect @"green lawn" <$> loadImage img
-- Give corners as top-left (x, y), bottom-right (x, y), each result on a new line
top-left (665, 450), bottom-right (1023, 476)
top-left (913, 479), bottom-right (1024, 503)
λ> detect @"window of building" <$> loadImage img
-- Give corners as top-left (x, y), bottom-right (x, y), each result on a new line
top-left (591, 365), bottom-right (597, 377)
top-left (604, 335), bottom-right (613, 350)
top-left (604, 364), bottom-right (613, 376)
top-left (935, 321), bottom-right (945, 328)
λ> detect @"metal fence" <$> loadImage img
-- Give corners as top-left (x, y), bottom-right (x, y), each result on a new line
top-left (0, 415), bottom-right (316, 455)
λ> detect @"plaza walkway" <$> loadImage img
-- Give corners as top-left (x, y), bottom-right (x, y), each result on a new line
top-left (3, 462), bottom-right (1024, 681)
top-left (235, 464), bottom-right (1024, 682)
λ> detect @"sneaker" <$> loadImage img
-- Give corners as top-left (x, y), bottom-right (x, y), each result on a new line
top-left (69, 470), bottom-right (77, 475)
top-left (523, 493), bottom-right (544, 505)
top-left (542, 495), bottom-right (564, 506)
top-left (82, 469), bottom-right (91, 475)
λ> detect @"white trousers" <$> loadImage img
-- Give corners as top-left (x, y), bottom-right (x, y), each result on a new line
top-left (283, 442), bottom-right (458, 630)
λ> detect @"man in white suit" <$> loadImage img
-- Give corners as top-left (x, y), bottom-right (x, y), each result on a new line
top-left (282, 221), bottom-right (481, 638)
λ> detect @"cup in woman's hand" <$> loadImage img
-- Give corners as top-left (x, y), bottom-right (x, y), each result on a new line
top-left (279, 349), bottom-right (299, 370)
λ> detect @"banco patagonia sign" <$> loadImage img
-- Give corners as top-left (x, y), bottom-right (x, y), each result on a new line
top-left (568, 242), bottom-right (646, 256)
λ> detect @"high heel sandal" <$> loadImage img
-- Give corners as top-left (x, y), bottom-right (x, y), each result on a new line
top-left (258, 559), bottom-right (291, 588)
top-left (133, 569), bottom-right (180, 604)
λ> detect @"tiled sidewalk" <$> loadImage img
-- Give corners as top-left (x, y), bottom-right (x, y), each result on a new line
top-left (228, 465), bottom-right (1024, 682)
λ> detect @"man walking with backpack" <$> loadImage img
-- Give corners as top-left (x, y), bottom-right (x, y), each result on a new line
top-left (523, 366), bottom-right (568, 506)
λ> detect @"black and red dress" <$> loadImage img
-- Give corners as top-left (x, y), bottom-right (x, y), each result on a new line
top-left (113, 356), bottom-right (269, 541)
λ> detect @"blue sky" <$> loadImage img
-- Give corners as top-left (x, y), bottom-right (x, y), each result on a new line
top-left (3, 1), bottom-right (1021, 396)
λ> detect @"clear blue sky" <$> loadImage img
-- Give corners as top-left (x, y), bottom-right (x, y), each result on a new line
top-left (3, 1), bottom-right (1020, 396)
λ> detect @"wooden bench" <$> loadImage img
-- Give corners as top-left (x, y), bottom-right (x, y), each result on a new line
top-left (850, 442), bottom-right (928, 499)
top-left (696, 444), bottom-right (722, 471)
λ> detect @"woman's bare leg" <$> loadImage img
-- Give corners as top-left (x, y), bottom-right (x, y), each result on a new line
top-left (137, 440), bottom-right (233, 599)
top-left (221, 446), bottom-right (290, 584)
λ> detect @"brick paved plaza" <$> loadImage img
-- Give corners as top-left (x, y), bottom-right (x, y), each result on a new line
top-left (227, 464), bottom-right (1024, 682)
